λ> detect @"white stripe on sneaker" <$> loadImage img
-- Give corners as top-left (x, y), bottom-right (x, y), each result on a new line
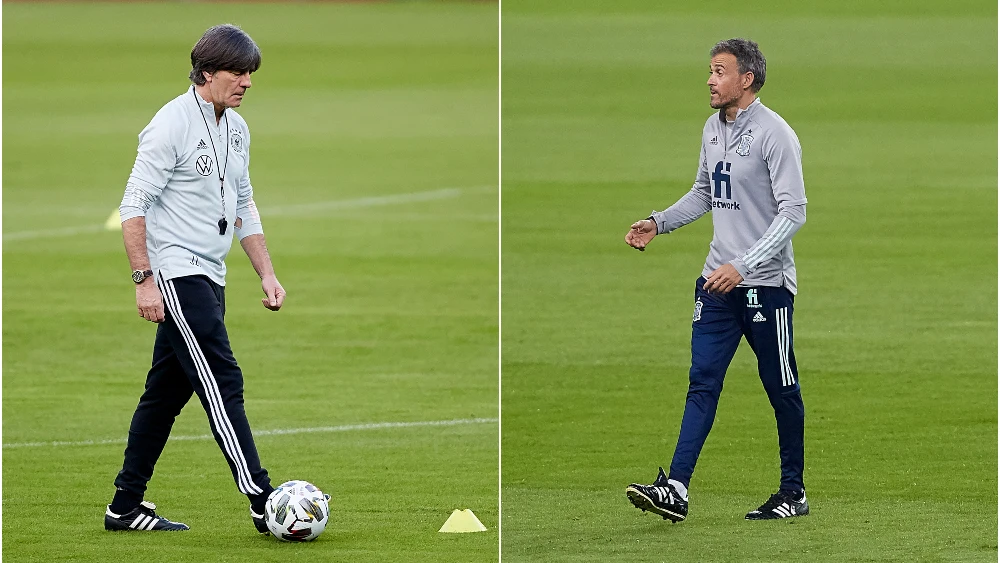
top-left (131, 514), bottom-right (148, 529)
top-left (144, 518), bottom-right (159, 530)
top-left (159, 276), bottom-right (263, 495)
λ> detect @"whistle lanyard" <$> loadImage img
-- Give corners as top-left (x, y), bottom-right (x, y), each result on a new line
top-left (192, 89), bottom-right (230, 235)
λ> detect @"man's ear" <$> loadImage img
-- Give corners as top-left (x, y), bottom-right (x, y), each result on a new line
top-left (743, 72), bottom-right (755, 91)
top-left (203, 71), bottom-right (214, 84)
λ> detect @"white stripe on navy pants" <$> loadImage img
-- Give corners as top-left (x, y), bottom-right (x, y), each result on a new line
top-left (742, 290), bottom-right (804, 493)
top-left (114, 274), bottom-right (271, 500)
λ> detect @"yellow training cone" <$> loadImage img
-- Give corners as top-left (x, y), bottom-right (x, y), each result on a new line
top-left (105, 209), bottom-right (121, 231)
top-left (438, 509), bottom-right (487, 533)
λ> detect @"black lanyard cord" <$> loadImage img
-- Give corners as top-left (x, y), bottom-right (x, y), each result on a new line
top-left (192, 88), bottom-right (230, 235)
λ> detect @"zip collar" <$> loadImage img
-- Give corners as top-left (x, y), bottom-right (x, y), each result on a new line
top-left (718, 97), bottom-right (761, 124)
top-left (190, 85), bottom-right (225, 126)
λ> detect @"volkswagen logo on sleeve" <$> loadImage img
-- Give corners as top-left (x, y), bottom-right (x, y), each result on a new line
top-left (195, 154), bottom-right (214, 176)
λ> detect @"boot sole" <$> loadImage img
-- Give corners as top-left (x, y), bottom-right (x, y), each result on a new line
top-left (626, 487), bottom-right (686, 522)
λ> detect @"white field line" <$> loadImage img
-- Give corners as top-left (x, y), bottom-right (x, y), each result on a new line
top-left (2, 224), bottom-right (106, 241)
top-left (3, 417), bottom-right (498, 449)
top-left (262, 186), bottom-right (492, 216)
top-left (2, 186), bottom-right (495, 242)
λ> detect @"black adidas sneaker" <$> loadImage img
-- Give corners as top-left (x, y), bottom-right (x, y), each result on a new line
top-left (250, 506), bottom-right (270, 535)
top-left (104, 501), bottom-right (189, 531)
top-left (745, 489), bottom-right (809, 520)
top-left (626, 467), bottom-right (688, 522)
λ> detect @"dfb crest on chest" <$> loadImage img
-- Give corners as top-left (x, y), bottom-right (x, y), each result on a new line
top-left (230, 129), bottom-right (244, 153)
top-left (735, 133), bottom-right (754, 157)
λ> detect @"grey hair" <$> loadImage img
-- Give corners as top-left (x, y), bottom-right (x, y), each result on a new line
top-left (710, 38), bottom-right (766, 93)
top-left (189, 24), bottom-right (261, 85)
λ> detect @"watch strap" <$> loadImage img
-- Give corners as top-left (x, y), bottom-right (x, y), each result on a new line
top-left (132, 269), bottom-right (154, 284)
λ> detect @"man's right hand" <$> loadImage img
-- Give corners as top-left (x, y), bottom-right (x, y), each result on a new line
top-left (625, 219), bottom-right (657, 251)
top-left (136, 281), bottom-right (165, 323)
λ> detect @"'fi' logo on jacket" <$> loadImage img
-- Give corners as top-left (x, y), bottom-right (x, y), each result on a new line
top-left (736, 133), bottom-right (754, 157)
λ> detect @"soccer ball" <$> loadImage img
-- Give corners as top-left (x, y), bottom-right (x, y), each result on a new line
top-left (264, 480), bottom-right (331, 541)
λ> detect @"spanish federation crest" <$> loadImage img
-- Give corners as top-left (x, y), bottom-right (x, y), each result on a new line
top-left (230, 129), bottom-right (244, 153)
top-left (735, 133), bottom-right (754, 157)
top-left (693, 299), bottom-right (703, 322)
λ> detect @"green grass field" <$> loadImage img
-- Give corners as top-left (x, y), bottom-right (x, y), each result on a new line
top-left (3, 3), bottom-right (497, 561)
top-left (501, 1), bottom-right (997, 561)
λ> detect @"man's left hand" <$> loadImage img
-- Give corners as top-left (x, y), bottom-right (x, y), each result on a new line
top-left (703, 264), bottom-right (743, 294)
top-left (261, 275), bottom-right (286, 311)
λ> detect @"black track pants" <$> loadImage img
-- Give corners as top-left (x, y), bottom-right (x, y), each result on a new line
top-left (114, 274), bottom-right (271, 499)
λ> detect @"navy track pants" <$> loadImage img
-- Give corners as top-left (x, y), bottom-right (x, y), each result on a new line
top-left (668, 277), bottom-right (805, 492)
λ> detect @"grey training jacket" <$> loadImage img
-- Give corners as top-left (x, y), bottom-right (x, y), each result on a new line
top-left (120, 86), bottom-right (264, 286)
top-left (650, 98), bottom-right (807, 294)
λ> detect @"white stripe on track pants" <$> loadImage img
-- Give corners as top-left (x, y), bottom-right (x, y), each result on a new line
top-left (114, 274), bottom-right (271, 500)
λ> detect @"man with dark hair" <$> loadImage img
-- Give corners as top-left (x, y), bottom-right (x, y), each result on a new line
top-left (105, 23), bottom-right (280, 534)
top-left (624, 38), bottom-right (809, 522)
top-left (189, 24), bottom-right (261, 86)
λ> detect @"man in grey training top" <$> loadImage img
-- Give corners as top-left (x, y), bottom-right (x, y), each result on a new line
top-left (624, 38), bottom-right (809, 522)
top-left (105, 24), bottom-right (283, 534)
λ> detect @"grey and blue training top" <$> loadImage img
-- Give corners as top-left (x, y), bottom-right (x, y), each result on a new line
top-left (650, 98), bottom-right (807, 294)
top-left (120, 86), bottom-right (263, 286)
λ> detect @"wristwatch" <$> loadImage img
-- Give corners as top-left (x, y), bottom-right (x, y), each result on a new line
top-left (132, 269), bottom-right (154, 284)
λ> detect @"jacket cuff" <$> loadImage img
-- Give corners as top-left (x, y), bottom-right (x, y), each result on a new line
top-left (730, 258), bottom-right (751, 279)
top-left (119, 206), bottom-right (146, 222)
top-left (235, 221), bottom-right (264, 240)
top-left (648, 213), bottom-right (664, 235)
